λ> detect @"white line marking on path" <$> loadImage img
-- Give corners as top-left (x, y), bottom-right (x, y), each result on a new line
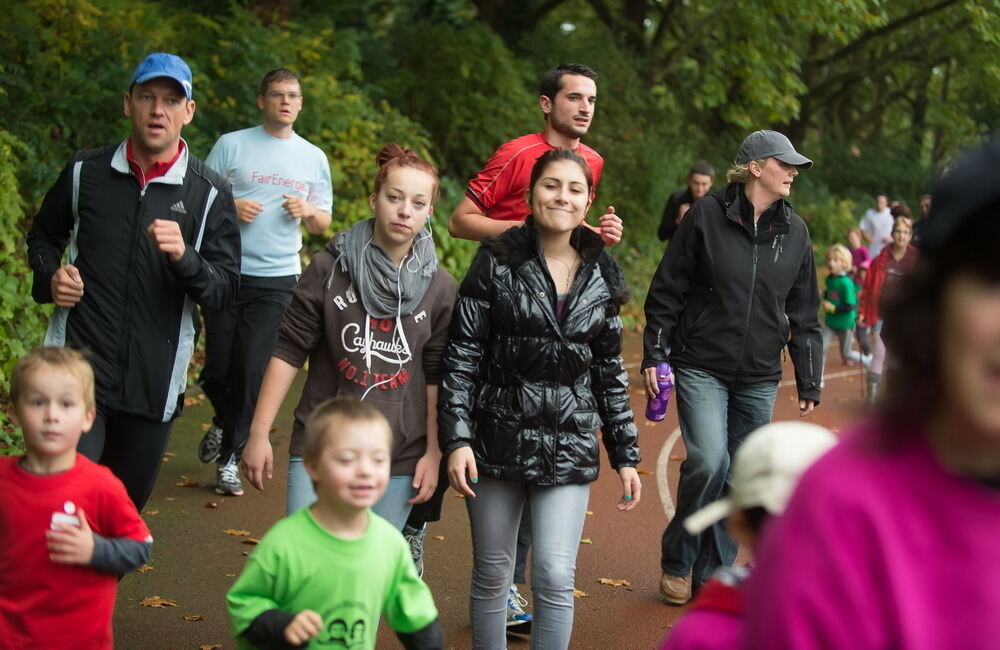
top-left (656, 427), bottom-right (682, 521)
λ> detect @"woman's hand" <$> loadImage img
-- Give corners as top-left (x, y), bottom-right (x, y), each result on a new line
top-left (447, 447), bottom-right (478, 497)
top-left (241, 434), bottom-right (273, 492)
top-left (643, 366), bottom-right (659, 400)
top-left (616, 467), bottom-right (641, 512)
top-left (643, 366), bottom-right (675, 400)
top-left (409, 449), bottom-right (442, 504)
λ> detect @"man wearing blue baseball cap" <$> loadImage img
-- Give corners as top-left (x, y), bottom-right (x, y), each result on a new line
top-left (27, 52), bottom-right (242, 511)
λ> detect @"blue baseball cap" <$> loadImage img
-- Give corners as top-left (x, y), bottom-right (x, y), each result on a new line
top-left (131, 53), bottom-right (193, 99)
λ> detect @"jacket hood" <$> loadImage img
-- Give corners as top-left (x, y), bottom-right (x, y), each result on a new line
top-left (483, 223), bottom-right (630, 306)
top-left (714, 182), bottom-right (793, 234)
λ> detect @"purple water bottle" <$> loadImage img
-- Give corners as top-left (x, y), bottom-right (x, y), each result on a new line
top-left (645, 362), bottom-right (673, 422)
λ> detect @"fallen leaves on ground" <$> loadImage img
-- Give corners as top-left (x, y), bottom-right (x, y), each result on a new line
top-left (201, 423), bottom-right (212, 431)
top-left (137, 564), bottom-right (155, 573)
top-left (183, 615), bottom-right (204, 622)
top-left (573, 589), bottom-right (589, 598)
top-left (637, 469), bottom-right (654, 475)
top-left (585, 510), bottom-right (594, 515)
top-left (165, 497), bottom-right (176, 501)
top-left (224, 573), bottom-right (236, 577)
top-left (598, 578), bottom-right (631, 588)
top-left (223, 529), bottom-right (251, 536)
top-left (163, 452), bottom-right (176, 457)
top-left (204, 501), bottom-right (220, 509)
top-left (433, 535), bottom-right (445, 541)
top-left (183, 396), bottom-right (202, 406)
top-left (241, 538), bottom-right (260, 545)
top-left (644, 421), bottom-right (658, 427)
top-left (669, 455), bottom-right (685, 462)
top-left (199, 645), bottom-right (222, 650)
top-left (176, 476), bottom-right (199, 487)
top-left (143, 510), bottom-right (160, 515)
top-left (580, 538), bottom-right (592, 545)
top-left (140, 596), bottom-right (177, 608)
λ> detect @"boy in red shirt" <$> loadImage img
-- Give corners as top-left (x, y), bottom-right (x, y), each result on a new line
top-left (0, 347), bottom-right (152, 649)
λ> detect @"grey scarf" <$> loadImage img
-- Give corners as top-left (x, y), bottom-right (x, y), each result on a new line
top-left (335, 218), bottom-right (438, 319)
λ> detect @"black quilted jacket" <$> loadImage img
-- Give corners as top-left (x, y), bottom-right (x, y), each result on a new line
top-left (439, 223), bottom-right (640, 485)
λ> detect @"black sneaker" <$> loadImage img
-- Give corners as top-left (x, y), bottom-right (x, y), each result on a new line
top-left (198, 424), bottom-right (223, 463)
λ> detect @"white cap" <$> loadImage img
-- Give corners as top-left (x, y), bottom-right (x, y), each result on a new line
top-left (683, 422), bottom-right (837, 535)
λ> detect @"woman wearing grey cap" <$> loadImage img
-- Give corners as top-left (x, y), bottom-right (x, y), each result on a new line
top-left (641, 130), bottom-right (822, 605)
top-left (743, 138), bottom-right (1000, 650)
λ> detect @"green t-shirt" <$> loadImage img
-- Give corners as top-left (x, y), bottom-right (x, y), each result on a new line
top-left (824, 272), bottom-right (857, 331)
top-left (228, 507), bottom-right (438, 649)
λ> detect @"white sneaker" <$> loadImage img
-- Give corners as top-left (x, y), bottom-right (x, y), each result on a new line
top-left (403, 524), bottom-right (426, 578)
top-left (506, 584), bottom-right (532, 632)
top-left (215, 455), bottom-right (244, 496)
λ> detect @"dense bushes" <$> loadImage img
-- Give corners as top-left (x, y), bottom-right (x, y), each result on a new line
top-left (0, 131), bottom-right (50, 453)
top-left (1, 1), bottom-right (989, 452)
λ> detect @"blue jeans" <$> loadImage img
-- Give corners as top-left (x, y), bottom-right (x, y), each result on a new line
top-left (661, 367), bottom-right (778, 586)
top-left (466, 477), bottom-right (590, 650)
top-left (286, 456), bottom-right (415, 531)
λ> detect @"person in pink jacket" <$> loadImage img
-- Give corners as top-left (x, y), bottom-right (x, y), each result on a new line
top-left (743, 139), bottom-right (1000, 650)
top-left (660, 422), bottom-right (835, 650)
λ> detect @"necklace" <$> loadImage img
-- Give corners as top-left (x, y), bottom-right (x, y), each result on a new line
top-left (545, 252), bottom-right (580, 292)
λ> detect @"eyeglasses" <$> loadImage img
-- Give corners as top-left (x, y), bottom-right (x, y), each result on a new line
top-left (266, 91), bottom-right (302, 101)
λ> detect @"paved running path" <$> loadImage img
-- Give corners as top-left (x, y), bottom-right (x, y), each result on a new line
top-left (114, 330), bottom-right (867, 649)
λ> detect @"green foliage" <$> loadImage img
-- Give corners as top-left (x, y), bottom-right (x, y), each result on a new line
top-left (0, 131), bottom-right (48, 455)
top-left (1, 0), bottom-right (997, 379)
top-left (368, 18), bottom-right (538, 178)
top-left (431, 176), bottom-right (480, 281)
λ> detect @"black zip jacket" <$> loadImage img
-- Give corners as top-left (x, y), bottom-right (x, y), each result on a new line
top-left (27, 140), bottom-right (241, 422)
top-left (642, 183), bottom-right (821, 403)
top-left (439, 224), bottom-right (640, 485)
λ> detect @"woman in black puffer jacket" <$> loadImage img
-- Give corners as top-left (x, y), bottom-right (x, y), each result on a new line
top-left (439, 149), bottom-right (641, 650)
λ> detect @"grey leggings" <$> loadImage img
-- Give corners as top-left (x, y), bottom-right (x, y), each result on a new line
top-left (466, 477), bottom-right (590, 650)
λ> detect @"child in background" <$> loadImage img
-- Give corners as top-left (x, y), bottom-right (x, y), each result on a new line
top-left (660, 422), bottom-right (836, 650)
top-left (846, 227), bottom-right (873, 359)
top-left (821, 244), bottom-right (868, 372)
top-left (228, 397), bottom-right (443, 649)
top-left (0, 347), bottom-right (153, 649)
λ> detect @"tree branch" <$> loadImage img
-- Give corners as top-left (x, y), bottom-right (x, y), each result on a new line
top-left (806, 0), bottom-right (961, 68)
top-left (659, 1), bottom-right (740, 72)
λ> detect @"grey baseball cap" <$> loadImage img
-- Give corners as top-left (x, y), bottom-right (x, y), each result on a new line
top-left (736, 130), bottom-right (813, 169)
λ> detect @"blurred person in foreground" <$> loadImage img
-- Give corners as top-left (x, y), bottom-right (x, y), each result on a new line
top-left (743, 138), bottom-right (1000, 649)
top-left (660, 421), bottom-right (836, 650)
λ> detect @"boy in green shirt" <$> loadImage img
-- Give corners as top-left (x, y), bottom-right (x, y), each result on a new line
top-left (228, 398), bottom-right (443, 649)
top-left (821, 244), bottom-right (869, 376)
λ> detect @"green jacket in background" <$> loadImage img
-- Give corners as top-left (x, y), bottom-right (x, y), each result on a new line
top-left (824, 273), bottom-right (857, 331)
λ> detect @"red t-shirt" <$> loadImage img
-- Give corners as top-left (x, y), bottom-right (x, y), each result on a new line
top-left (0, 454), bottom-right (152, 649)
top-left (466, 132), bottom-right (604, 222)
